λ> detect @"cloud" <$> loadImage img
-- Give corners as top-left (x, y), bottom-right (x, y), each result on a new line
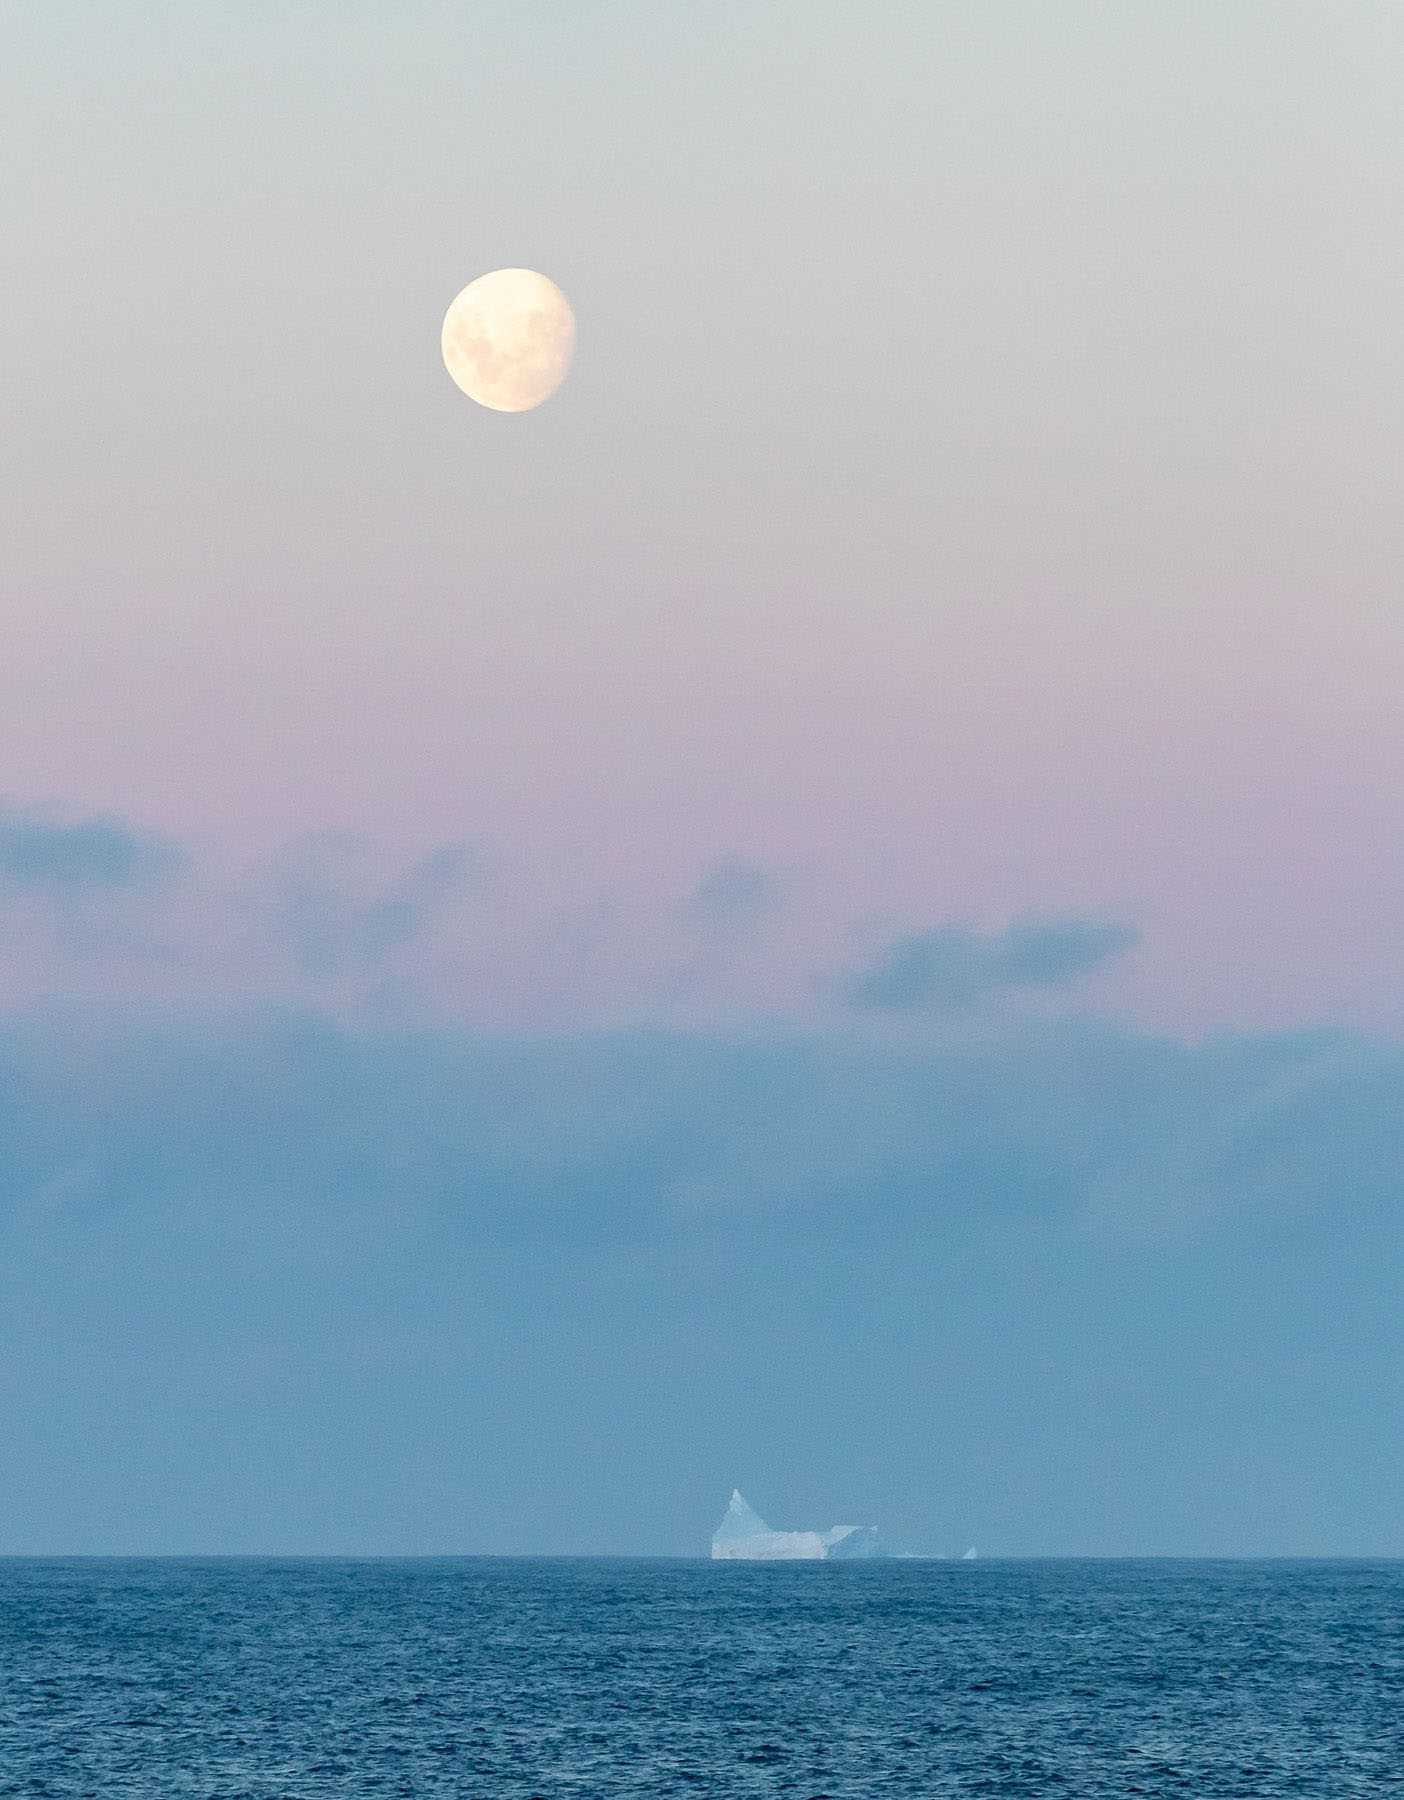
top-left (844, 915), bottom-right (1139, 1011)
top-left (682, 858), bottom-right (782, 934)
top-left (256, 835), bottom-right (481, 982)
top-left (0, 1006), bottom-right (1393, 1257)
top-left (0, 809), bottom-right (184, 893)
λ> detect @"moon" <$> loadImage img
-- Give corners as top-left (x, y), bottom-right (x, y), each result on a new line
top-left (440, 268), bottom-right (575, 413)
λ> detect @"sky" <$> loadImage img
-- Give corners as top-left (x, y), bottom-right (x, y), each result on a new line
top-left (2, 0), bottom-right (1401, 1554)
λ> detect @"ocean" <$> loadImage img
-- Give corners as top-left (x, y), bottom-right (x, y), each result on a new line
top-left (1, 1557), bottom-right (1398, 1796)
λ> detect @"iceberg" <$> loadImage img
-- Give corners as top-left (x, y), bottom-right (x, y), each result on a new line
top-left (710, 1489), bottom-right (885, 1561)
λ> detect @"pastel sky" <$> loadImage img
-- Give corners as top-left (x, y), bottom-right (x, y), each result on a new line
top-left (2, 2), bottom-right (1401, 1553)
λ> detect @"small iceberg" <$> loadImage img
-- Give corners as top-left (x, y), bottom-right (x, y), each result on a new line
top-left (711, 1490), bottom-right (885, 1561)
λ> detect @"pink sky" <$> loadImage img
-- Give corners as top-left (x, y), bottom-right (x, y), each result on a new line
top-left (6, 0), bottom-right (1403, 1038)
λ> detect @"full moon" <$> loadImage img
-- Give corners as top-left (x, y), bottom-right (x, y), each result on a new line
top-left (440, 268), bottom-right (575, 413)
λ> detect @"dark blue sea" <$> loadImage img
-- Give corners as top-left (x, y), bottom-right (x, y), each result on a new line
top-left (1, 1558), bottom-right (1399, 1797)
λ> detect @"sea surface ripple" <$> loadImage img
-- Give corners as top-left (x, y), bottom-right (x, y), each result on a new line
top-left (1, 1557), bottom-right (1400, 1796)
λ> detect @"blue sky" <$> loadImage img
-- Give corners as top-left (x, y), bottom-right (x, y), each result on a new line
top-left (2, 996), bottom-right (1399, 1554)
top-left (2, 1), bottom-right (1401, 1551)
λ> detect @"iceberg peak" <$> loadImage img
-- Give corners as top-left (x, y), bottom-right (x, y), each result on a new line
top-left (714, 1490), bottom-right (773, 1543)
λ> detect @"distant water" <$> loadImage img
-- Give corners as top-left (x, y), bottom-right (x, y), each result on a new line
top-left (2, 1558), bottom-right (1400, 1797)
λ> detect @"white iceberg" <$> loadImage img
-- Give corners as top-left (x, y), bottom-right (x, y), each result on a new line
top-left (710, 1489), bottom-right (885, 1560)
